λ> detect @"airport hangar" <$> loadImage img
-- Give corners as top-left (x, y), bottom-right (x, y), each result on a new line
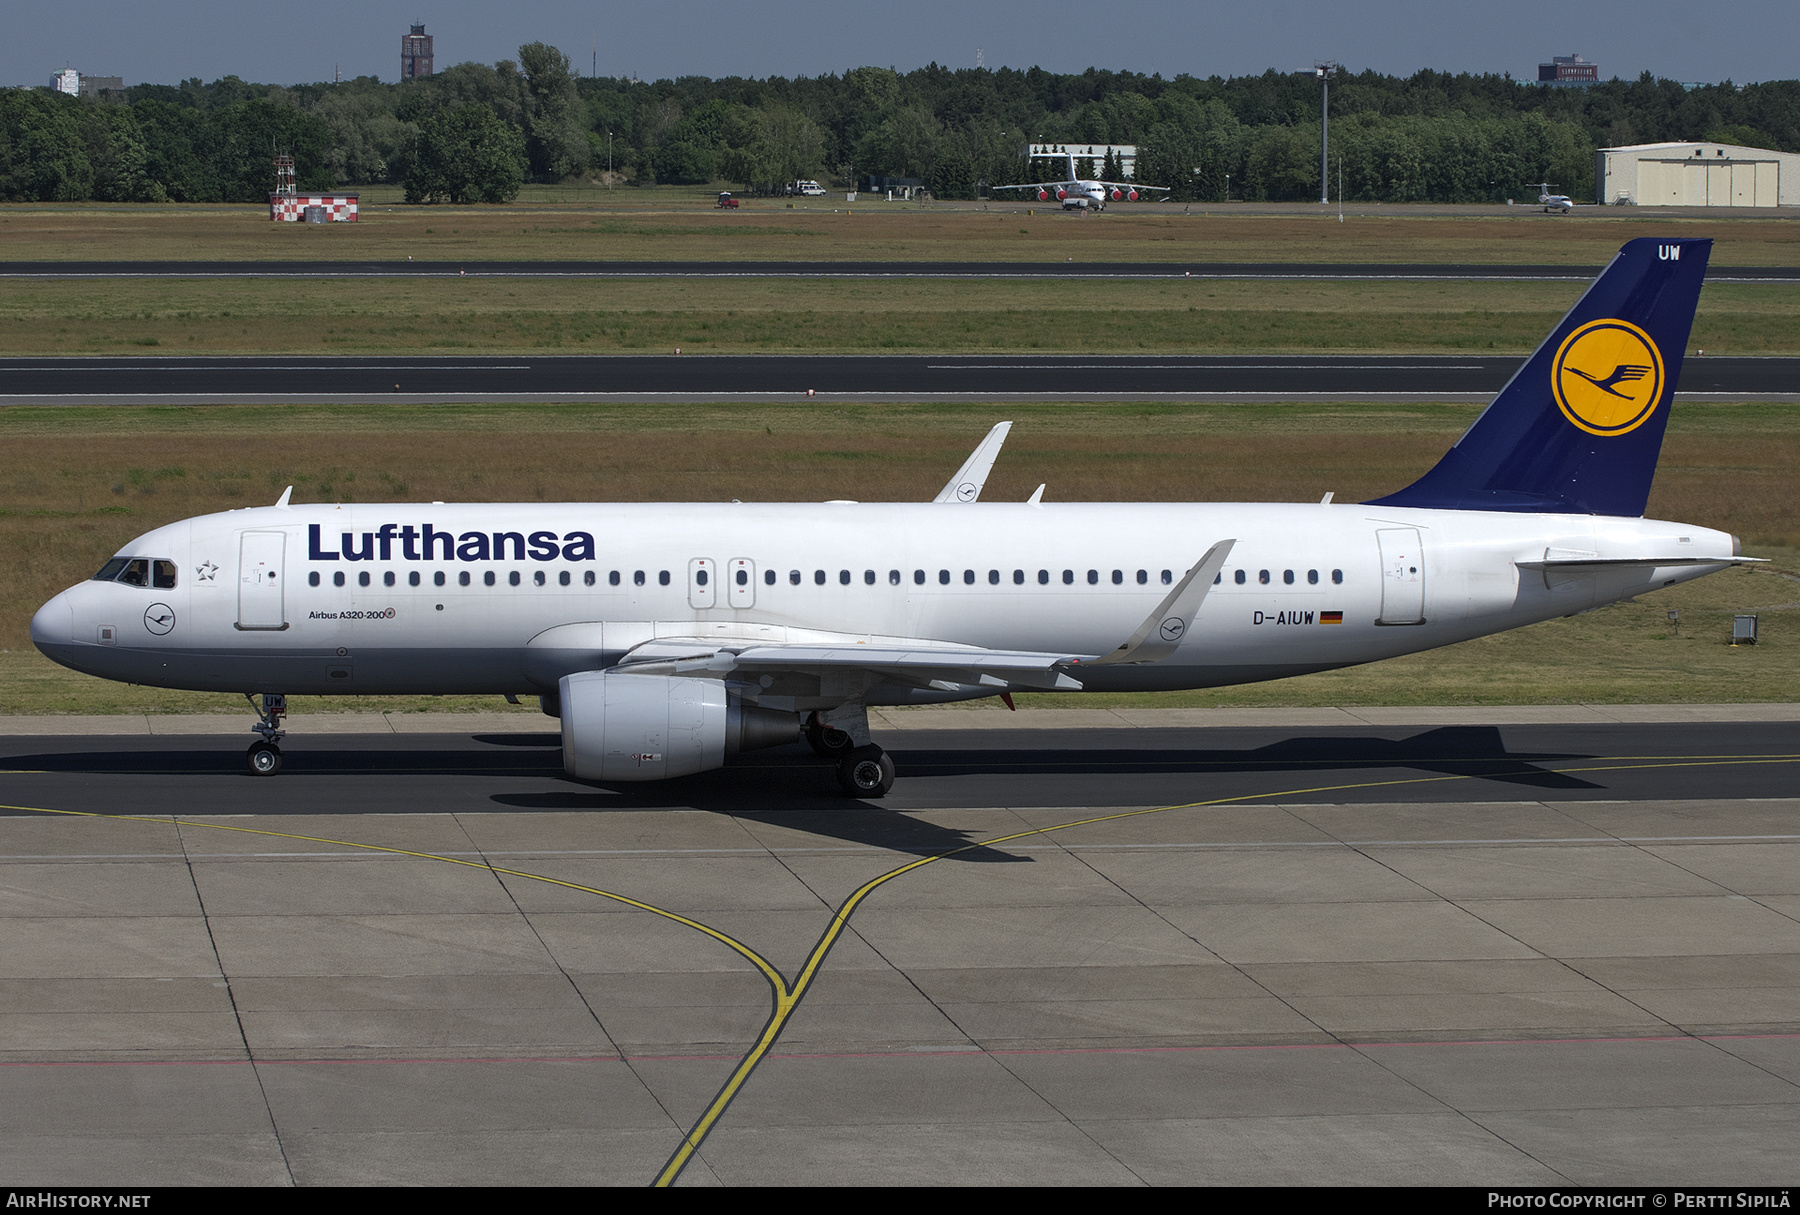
top-left (1597, 140), bottom-right (1800, 207)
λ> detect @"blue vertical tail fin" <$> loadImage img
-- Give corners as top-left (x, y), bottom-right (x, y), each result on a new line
top-left (1367, 237), bottom-right (1710, 517)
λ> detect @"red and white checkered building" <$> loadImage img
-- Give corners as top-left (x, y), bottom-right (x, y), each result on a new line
top-left (268, 194), bottom-right (359, 222)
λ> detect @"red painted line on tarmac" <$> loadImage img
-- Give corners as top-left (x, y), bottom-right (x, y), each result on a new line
top-left (5, 1031), bottom-right (1795, 1069)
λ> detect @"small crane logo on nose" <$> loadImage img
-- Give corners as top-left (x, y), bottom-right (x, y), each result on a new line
top-left (144, 604), bottom-right (176, 636)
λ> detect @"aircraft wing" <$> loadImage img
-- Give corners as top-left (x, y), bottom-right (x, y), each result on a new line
top-left (990, 181), bottom-right (1072, 191)
top-left (614, 635), bottom-right (1087, 691)
top-left (607, 540), bottom-right (1235, 695)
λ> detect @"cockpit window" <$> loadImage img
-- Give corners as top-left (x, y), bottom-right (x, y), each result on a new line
top-left (93, 558), bottom-right (129, 582)
top-left (153, 560), bottom-right (178, 589)
top-left (116, 559), bottom-right (150, 587)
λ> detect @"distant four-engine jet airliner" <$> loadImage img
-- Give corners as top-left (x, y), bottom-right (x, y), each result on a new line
top-left (33, 238), bottom-right (1751, 797)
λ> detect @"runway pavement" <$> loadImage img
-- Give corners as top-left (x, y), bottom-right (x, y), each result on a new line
top-left (2, 712), bottom-right (1798, 1185)
top-left (3, 352), bottom-right (1796, 405)
top-left (4, 259), bottom-right (1797, 282)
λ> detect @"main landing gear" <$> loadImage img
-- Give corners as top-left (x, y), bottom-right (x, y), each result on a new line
top-left (805, 708), bottom-right (895, 798)
top-left (245, 692), bottom-right (286, 777)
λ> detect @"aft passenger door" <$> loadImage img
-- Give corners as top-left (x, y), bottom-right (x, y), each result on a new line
top-left (1376, 528), bottom-right (1425, 625)
top-left (237, 531), bottom-right (288, 630)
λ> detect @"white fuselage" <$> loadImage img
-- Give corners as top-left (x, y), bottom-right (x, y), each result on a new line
top-left (32, 501), bottom-right (1735, 704)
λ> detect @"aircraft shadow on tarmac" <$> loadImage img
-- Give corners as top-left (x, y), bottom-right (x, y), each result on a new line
top-left (3, 726), bottom-right (1613, 862)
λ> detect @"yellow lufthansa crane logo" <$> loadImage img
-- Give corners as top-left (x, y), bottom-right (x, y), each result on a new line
top-left (1551, 319), bottom-right (1665, 436)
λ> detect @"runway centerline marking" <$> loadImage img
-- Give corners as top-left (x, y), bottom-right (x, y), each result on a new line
top-left (5, 749), bottom-right (1796, 1187)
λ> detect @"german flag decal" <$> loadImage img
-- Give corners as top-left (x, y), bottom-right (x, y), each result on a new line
top-left (1320, 611), bottom-right (1344, 624)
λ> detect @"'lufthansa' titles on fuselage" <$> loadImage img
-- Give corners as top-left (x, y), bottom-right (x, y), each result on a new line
top-left (309, 523), bottom-right (596, 563)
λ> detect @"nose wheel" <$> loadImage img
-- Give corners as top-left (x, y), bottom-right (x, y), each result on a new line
top-left (245, 692), bottom-right (288, 777)
top-left (246, 740), bottom-right (283, 777)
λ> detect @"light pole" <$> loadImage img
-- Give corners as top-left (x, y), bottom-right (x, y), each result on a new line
top-left (1315, 61), bottom-right (1339, 205)
top-left (607, 131), bottom-right (613, 188)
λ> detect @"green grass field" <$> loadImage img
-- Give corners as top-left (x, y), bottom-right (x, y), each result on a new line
top-left (5, 201), bottom-right (1800, 265)
top-left (2, 401), bottom-right (1794, 715)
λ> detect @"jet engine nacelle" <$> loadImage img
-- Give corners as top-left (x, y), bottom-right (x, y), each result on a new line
top-left (558, 671), bottom-right (798, 781)
top-left (1036, 189), bottom-right (1049, 201)
top-left (1055, 186), bottom-right (1067, 200)
top-left (1126, 189), bottom-right (1138, 202)
top-left (1109, 187), bottom-right (1122, 200)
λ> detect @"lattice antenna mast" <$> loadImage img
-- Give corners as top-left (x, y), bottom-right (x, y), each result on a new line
top-left (273, 148), bottom-right (296, 197)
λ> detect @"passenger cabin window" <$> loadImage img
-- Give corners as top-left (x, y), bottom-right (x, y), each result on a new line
top-left (815, 570), bottom-right (827, 586)
top-left (1259, 570), bottom-right (1271, 585)
top-left (508, 571), bottom-right (521, 587)
top-left (410, 571), bottom-right (422, 587)
top-left (939, 570), bottom-right (950, 585)
top-left (459, 571), bottom-right (470, 587)
top-left (1136, 570), bottom-right (1147, 585)
top-left (658, 571), bottom-right (670, 586)
top-left (1112, 570), bottom-right (1123, 585)
top-left (1063, 570), bottom-right (1074, 585)
top-left (1038, 570), bottom-right (1049, 585)
top-left (609, 571), bottom-right (620, 586)
top-left (633, 571), bottom-right (645, 586)
top-left (1308, 569), bottom-right (1319, 585)
top-left (309, 572), bottom-right (320, 587)
top-left (1234, 570), bottom-right (1246, 585)
top-left (766, 569), bottom-right (777, 586)
top-left (484, 571), bottom-right (496, 587)
top-left (535, 571), bottom-right (547, 587)
top-left (988, 570), bottom-right (999, 585)
top-left (1162, 570), bottom-right (1172, 584)
top-left (585, 571), bottom-right (596, 586)
top-left (436, 572), bottom-right (447, 587)
top-left (1332, 569), bottom-right (1344, 584)
top-left (1087, 570), bottom-right (1099, 585)
top-left (337, 572), bottom-right (348, 587)
top-left (914, 570), bottom-right (925, 585)
top-left (889, 570), bottom-right (901, 586)
top-left (864, 570), bottom-right (876, 585)
top-left (153, 560), bottom-right (177, 589)
top-left (1283, 570), bottom-right (1295, 585)
top-left (840, 570), bottom-right (851, 585)
top-left (560, 571), bottom-right (571, 586)
top-left (1013, 570), bottom-right (1024, 585)
top-left (964, 570), bottom-right (975, 585)
top-left (359, 572), bottom-right (371, 588)
top-left (791, 570), bottom-right (802, 586)
top-left (384, 571), bottom-right (396, 587)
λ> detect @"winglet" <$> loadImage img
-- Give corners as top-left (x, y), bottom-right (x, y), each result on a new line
top-left (274, 486), bottom-right (293, 509)
top-left (933, 422), bottom-right (1012, 503)
top-left (1087, 540), bottom-right (1235, 665)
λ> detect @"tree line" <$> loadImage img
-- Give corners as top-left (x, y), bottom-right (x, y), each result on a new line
top-left (3, 47), bottom-right (1798, 205)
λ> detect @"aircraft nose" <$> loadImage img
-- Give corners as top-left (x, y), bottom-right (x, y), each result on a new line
top-left (31, 589), bottom-right (74, 651)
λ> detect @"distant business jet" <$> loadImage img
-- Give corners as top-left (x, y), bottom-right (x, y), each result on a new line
top-left (992, 152), bottom-right (1170, 212)
top-left (34, 239), bottom-right (1750, 798)
top-left (1525, 182), bottom-right (1578, 213)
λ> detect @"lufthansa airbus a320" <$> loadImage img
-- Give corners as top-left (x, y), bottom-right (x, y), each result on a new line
top-left (33, 238), bottom-right (1752, 797)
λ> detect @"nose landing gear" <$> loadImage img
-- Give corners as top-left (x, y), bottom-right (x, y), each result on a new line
top-left (245, 692), bottom-right (287, 777)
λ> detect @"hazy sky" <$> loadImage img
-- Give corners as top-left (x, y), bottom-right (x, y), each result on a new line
top-left (13, 1), bottom-right (1797, 89)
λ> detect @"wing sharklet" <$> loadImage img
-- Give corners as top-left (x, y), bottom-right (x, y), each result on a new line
top-left (1086, 539), bottom-right (1236, 666)
top-left (933, 421), bottom-right (1012, 504)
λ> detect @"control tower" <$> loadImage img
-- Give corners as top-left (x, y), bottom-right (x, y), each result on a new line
top-left (402, 24), bottom-right (434, 80)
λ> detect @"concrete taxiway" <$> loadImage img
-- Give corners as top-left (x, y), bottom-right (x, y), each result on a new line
top-left (1, 708), bottom-right (1797, 1185)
